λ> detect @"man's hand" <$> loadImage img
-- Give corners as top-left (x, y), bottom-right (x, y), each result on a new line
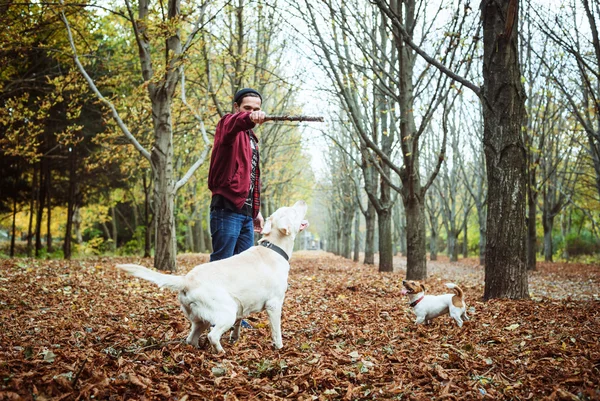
top-left (253, 212), bottom-right (265, 233)
top-left (249, 111), bottom-right (266, 125)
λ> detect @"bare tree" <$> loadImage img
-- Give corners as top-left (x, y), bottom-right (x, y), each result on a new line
top-left (533, 0), bottom-right (600, 200)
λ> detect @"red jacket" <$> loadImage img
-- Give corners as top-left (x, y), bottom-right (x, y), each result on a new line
top-left (208, 112), bottom-right (260, 214)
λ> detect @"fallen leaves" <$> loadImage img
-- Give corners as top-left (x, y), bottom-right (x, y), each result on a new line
top-left (0, 252), bottom-right (599, 400)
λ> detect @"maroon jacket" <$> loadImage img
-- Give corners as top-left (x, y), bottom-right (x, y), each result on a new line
top-left (208, 112), bottom-right (260, 216)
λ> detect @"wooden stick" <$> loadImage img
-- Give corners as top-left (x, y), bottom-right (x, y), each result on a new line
top-left (264, 115), bottom-right (324, 122)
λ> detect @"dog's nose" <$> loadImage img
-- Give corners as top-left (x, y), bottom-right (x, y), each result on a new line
top-left (402, 280), bottom-right (407, 284)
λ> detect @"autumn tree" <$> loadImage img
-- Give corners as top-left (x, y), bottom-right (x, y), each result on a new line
top-left (59, 0), bottom-right (212, 270)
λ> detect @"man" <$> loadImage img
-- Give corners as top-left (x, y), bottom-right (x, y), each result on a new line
top-left (208, 88), bottom-right (266, 262)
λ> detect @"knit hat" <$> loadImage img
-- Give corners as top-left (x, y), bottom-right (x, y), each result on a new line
top-left (233, 88), bottom-right (262, 105)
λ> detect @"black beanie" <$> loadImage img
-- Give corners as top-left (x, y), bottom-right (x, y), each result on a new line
top-left (233, 88), bottom-right (262, 105)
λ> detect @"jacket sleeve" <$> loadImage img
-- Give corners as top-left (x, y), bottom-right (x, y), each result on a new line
top-left (218, 112), bottom-right (256, 144)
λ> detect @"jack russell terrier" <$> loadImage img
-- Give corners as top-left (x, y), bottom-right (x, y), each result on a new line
top-left (117, 201), bottom-right (308, 353)
top-left (401, 280), bottom-right (469, 327)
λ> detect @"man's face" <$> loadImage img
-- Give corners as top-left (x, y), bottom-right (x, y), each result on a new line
top-left (234, 96), bottom-right (262, 113)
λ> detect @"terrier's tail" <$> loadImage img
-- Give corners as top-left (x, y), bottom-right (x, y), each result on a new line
top-left (116, 264), bottom-right (186, 291)
top-left (445, 283), bottom-right (464, 299)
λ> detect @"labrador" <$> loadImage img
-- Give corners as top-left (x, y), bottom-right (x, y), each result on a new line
top-left (117, 200), bottom-right (308, 353)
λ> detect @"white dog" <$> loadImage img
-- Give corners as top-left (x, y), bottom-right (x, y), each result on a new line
top-left (401, 280), bottom-right (469, 327)
top-left (117, 201), bottom-right (308, 353)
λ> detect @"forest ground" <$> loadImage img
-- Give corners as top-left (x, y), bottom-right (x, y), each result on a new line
top-left (0, 252), bottom-right (599, 400)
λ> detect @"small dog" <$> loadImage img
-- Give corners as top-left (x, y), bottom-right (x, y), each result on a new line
top-left (117, 201), bottom-right (308, 353)
top-left (401, 280), bottom-right (469, 327)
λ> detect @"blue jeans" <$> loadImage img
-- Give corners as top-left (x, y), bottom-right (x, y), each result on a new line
top-left (210, 209), bottom-right (254, 262)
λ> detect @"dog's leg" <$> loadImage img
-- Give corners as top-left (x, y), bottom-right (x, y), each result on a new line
top-left (265, 300), bottom-right (284, 349)
top-left (229, 319), bottom-right (242, 344)
top-left (462, 309), bottom-right (470, 321)
top-left (207, 314), bottom-right (236, 354)
top-left (450, 309), bottom-right (464, 327)
top-left (414, 316), bottom-right (426, 325)
top-left (186, 320), bottom-right (209, 347)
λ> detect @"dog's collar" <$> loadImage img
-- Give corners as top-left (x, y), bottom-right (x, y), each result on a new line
top-left (410, 296), bottom-right (424, 308)
top-left (259, 240), bottom-right (289, 261)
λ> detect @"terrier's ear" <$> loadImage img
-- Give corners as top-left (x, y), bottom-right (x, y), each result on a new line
top-left (420, 284), bottom-right (426, 292)
top-left (261, 217), bottom-right (272, 235)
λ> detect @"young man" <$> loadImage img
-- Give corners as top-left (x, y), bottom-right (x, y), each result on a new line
top-left (208, 88), bottom-right (266, 262)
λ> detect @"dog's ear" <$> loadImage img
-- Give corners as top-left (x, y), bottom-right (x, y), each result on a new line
top-left (277, 216), bottom-right (292, 236)
top-left (420, 283), bottom-right (426, 292)
top-left (261, 217), bottom-right (272, 235)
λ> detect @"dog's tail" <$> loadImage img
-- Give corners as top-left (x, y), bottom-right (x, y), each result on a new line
top-left (445, 283), bottom-right (464, 299)
top-left (116, 264), bottom-right (186, 291)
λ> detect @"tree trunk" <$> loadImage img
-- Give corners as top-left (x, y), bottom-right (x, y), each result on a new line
top-left (353, 210), bottom-right (360, 262)
top-left (26, 163), bottom-right (37, 257)
top-left (35, 158), bottom-right (46, 257)
top-left (527, 190), bottom-right (537, 270)
top-left (561, 207), bottom-right (570, 261)
top-left (378, 208), bottom-right (394, 272)
top-left (63, 148), bottom-right (76, 260)
top-left (74, 206), bottom-right (83, 245)
top-left (364, 202), bottom-right (376, 264)
top-left (482, 0), bottom-right (529, 299)
top-left (151, 89), bottom-right (177, 271)
top-left (447, 229), bottom-right (459, 262)
top-left (198, 209), bottom-right (206, 253)
top-left (205, 205), bottom-right (212, 253)
top-left (542, 211), bottom-right (553, 262)
top-left (405, 197), bottom-right (427, 280)
top-left (342, 209), bottom-right (353, 259)
top-left (45, 162), bottom-right (53, 254)
top-left (143, 172), bottom-right (152, 258)
top-left (110, 204), bottom-right (118, 252)
top-left (10, 197), bottom-right (17, 257)
top-left (429, 223), bottom-right (437, 261)
top-left (462, 209), bottom-right (468, 258)
top-left (478, 206), bottom-right (486, 266)
top-left (399, 217), bottom-right (407, 256)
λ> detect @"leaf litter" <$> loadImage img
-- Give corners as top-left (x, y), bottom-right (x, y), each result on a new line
top-left (0, 252), bottom-right (598, 400)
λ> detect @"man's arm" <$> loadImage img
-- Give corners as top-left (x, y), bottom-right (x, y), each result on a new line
top-left (219, 112), bottom-right (256, 144)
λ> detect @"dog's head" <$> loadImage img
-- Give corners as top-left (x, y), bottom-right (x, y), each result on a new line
top-left (401, 280), bottom-right (426, 296)
top-left (261, 201), bottom-right (309, 239)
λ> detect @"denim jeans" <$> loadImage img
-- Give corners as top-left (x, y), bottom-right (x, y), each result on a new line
top-left (209, 208), bottom-right (254, 262)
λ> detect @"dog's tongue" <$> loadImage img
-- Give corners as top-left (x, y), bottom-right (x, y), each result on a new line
top-left (401, 289), bottom-right (408, 295)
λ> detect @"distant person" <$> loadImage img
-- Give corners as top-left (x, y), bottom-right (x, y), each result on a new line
top-left (208, 88), bottom-right (266, 262)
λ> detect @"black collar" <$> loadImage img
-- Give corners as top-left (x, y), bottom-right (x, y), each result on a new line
top-left (410, 296), bottom-right (425, 308)
top-left (259, 240), bottom-right (289, 261)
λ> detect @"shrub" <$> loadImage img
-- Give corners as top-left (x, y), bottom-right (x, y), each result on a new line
top-left (565, 232), bottom-right (600, 256)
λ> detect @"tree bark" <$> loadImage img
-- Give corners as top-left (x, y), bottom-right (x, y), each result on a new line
top-left (363, 186), bottom-right (376, 264)
top-left (462, 206), bottom-right (469, 258)
top-left (447, 229), bottom-right (459, 262)
top-left (542, 211), bottom-right (554, 262)
top-left (35, 158), bottom-right (45, 257)
top-left (404, 196), bottom-right (427, 279)
top-left (26, 163), bottom-right (37, 257)
top-left (527, 189), bottom-right (537, 270)
top-left (482, 0), bottom-right (529, 299)
top-left (342, 211), bottom-right (353, 259)
top-left (143, 172), bottom-right (152, 258)
top-left (45, 162), bottom-right (52, 254)
top-left (353, 210), bottom-right (360, 262)
top-left (10, 197), bottom-right (17, 257)
top-left (378, 208), bottom-right (394, 272)
top-left (110, 204), bottom-right (118, 252)
top-left (429, 222), bottom-right (438, 261)
top-left (63, 148), bottom-right (76, 260)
